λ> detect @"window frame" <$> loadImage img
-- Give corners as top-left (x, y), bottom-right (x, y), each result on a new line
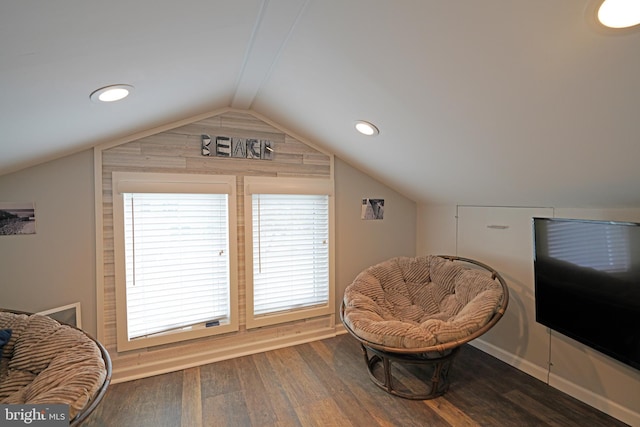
top-left (244, 176), bottom-right (335, 329)
top-left (112, 171), bottom-right (239, 351)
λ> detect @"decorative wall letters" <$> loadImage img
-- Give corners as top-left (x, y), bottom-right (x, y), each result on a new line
top-left (201, 134), bottom-right (273, 160)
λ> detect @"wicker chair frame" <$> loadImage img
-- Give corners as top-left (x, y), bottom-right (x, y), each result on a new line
top-left (340, 255), bottom-right (509, 400)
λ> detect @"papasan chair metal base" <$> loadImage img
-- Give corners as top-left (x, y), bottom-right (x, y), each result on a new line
top-left (341, 255), bottom-right (508, 400)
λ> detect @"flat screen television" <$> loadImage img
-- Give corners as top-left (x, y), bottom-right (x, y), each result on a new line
top-left (533, 217), bottom-right (640, 371)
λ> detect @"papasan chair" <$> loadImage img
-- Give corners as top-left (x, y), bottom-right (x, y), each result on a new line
top-left (341, 255), bottom-right (508, 399)
top-left (0, 309), bottom-right (112, 426)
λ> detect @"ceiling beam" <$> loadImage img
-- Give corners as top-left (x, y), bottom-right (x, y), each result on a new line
top-left (231, 0), bottom-right (310, 110)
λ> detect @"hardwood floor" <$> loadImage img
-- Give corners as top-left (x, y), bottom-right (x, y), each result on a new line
top-left (83, 334), bottom-right (627, 426)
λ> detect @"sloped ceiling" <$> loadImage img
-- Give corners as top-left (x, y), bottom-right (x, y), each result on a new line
top-left (2, 1), bottom-right (639, 207)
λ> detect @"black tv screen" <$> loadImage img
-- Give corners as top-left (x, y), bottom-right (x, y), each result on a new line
top-left (533, 217), bottom-right (640, 371)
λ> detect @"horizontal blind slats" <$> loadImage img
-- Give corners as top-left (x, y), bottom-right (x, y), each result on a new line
top-left (252, 194), bottom-right (329, 316)
top-left (124, 192), bottom-right (231, 339)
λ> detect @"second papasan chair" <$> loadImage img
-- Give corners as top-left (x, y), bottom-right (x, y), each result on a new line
top-left (341, 255), bottom-right (508, 399)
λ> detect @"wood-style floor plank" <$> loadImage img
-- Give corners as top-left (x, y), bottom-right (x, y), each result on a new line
top-left (235, 355), bottom-right (282, 427)
top-left (296, 341), bottom-right (381, 427)
top-left (249, 352), bottom-right (302, 427)
top-left (423, 397), bottom-right (480, 427)
top-left (264, 346), bottom-right (330, 409)
top-left (84, 369), bottom-right (183, 427)
top-left (294, 397), bottom-right (353, 427)
top-left (84, 334), bottom-right (629, 427)
top-left (180, 367), bottom-right (202, 427)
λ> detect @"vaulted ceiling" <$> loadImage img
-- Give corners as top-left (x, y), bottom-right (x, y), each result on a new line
top-left (2, 1), bottom-right (639, 207)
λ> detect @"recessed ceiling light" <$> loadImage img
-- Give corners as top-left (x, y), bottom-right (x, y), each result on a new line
top-left (90, 84), bottom-right (134, 103)
top-left (354, 120), bottom-right (379, 136)
top-left (597, 0), bottom-right (640, 28)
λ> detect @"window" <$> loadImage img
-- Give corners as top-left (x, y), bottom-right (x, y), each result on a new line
top-left (244, 176), bottom-right (334, 329)
top-left (113, 172), bottom-right (238, 351)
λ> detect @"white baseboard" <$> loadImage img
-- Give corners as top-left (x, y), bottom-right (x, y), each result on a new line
top-left (470, 338), bottom-right (640, 427)
top-left (549, 373), bottom-right (640, 427)
top-left (469, 338), bottom-right (549, 383)
top-left (112, 326), bottom-right (338, 384)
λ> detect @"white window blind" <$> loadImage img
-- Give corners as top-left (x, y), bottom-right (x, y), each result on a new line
top-left (124, 192), bottom-right (230, 340)
top-left (252, 194), bottom-right (329, 316)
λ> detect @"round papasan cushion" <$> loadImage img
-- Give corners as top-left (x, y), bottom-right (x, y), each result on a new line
top-left (342, 255), bottom-right (506, 349)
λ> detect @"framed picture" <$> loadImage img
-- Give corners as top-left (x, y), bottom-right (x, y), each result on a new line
top-left (37, 302), bottom-right (82, 329)
top-left (0, 202), bottom-right (36, 235)
top-left (361, 198), bottom-right (384, 220)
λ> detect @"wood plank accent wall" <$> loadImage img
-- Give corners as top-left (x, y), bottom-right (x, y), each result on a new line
top-left (98, 109), bottom-right (334, 382)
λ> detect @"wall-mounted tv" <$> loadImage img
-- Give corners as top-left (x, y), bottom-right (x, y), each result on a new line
top-left (533, 217), bottom-right (640, 371)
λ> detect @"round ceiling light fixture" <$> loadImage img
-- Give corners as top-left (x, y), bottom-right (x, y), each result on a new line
top-left (597, 0), bottom-right (640, 28)
top-left (90, 84), bottom-right (134, 103)
top-left (354, 120), bottom-right (380, 136)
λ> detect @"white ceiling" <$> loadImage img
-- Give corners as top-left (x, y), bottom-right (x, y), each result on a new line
top-left (2, 0), bottom-right (640, 207)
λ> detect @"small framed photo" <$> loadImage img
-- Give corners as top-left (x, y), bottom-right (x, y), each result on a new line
top-left (0, 202), bottom-right (36, 235)
top-left (361, 198), bottom-right (384, 220)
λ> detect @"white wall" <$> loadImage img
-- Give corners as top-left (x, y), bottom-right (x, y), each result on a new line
top-left (417, 203), bottom-right (640, 426)
top-left (0, 150), bottom-right (97, 336)
top-left (335, 157), bottom-right (416, 316)
top-left (456, 205), bottom-right (554, 381)
top-left (417, 204), bottom-right (456, 256)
